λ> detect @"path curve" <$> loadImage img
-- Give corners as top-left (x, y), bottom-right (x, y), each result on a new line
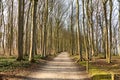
top-left (27, 52), bottom-right (90, 80)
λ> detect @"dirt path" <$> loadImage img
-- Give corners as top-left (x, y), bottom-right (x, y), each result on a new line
top-left (27, 52), bottom-right (90, 80)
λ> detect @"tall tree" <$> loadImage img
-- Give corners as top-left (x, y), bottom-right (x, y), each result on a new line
top-left (86, 0), bottom-right (90, 73)
top-left (118, 0), bottom-right (120, 50)
top-left (102, 0), bottom-right (109, 63)
top-left (70, 1), bottom-right (75, 55)
top-left (76, 0), bottom-right (82, 61)
top-left (17, 0), bottom-right (24, 61)
top-left (90, 0), bottom-right (95, 57)
top-left (29, 0), bottom-right (38, 62)
top-left (25, 1), bottom-right (31, 56)
top-left (82, 0), bottom-right (89, 72)
top-left (42, 0), bottom-right (48, 57)
top-left (108, 0), bottom-right (113, 63)
top-left (118, 0), bottom-right (120, 28)
top-left (9, 0), bottom-right (14, 56)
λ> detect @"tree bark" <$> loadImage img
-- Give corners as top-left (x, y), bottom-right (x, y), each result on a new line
top-left (17, 0), bottom-right (24, 61)
top-left (76, 0), bottom-right (82, 61)
top-left (29, 0), bottom-right (38, 62)
top-left (108, 0), bottom-right (113, 63)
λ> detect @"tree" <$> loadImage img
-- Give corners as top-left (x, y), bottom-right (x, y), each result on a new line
top-left (102, 0), bottom-right (109, 63)
top-left (90, 0), bottom-right (95, 57)
top-left (29, 0), bottom-right (38, 62)
top-left (70, 1), bottom-right (75, 55)
top-left (118, 0), bottom-right (120, 28)
top-left (17, 0), bottom-right (24, 61)
top-left (25, 1), bottom-right (31, 56)
top-left (108, 0), bottom-right (113, 63)
top-left (0, 0), bottom-right (1, 11)
top-left (85, 0), bottom-right (90, 73)
top-left (9, 0), bottom-right (14, 56)
top-left (82, 0), bottom-right (89, 72)
top-left (42, 0), bottom-right (48, 57)
top-left (118, 0), bottom-right (120, 51)
top-left (76, 0), bottom-right (82, 61)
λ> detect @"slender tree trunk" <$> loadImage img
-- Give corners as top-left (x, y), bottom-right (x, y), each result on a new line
top-left (118, 0), bottom-right (120, 54)
top-left (1, 2), bottom-right (6, 54)
top-left (29, 0), bottom-right (38, 62)
top-left (10, 0), bottom-right (14, 56)
top-left (90, 0), bottom-right (95, 57)
top-left (102, 0), bottom-right (109, 63)
top-left (43, 0), bottom-right (48, 57)
top-left (76, 0), bottom-right (82, 61)
top-left (25, 1), bottom-right (31, 56)
top-left (70, 2), bottom-right (74, 55)
top-left (83, 0), bottom-right (89, 72)
top-left (108, 0), bottom-right (113, 63)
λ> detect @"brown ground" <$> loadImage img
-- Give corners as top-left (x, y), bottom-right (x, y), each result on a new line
top-left (91, 58), bottom-right (120, 73)
top-left (0, 52), bottom-right (90, 80)
top-left (28, 52), bottom-right (90, 80)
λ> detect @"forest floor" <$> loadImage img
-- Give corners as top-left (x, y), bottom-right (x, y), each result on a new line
top-left (0, 54), bottom-right (54, 80)
top-left (1, 52), bottom-right (120, 80)
top-left (73, 55), bottom-right (120, 80)
top-left (0, 52), bottom-right (91, 80)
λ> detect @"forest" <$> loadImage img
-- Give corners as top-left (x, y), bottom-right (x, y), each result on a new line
top-left (0, 0), bottom-right (120, 80)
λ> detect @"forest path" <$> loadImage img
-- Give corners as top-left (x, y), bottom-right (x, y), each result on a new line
top-left (27, 52), bottom-right (90, 80)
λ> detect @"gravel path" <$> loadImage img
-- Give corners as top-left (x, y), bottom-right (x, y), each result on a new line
top-left (27, 52), bottom-right (90, 80)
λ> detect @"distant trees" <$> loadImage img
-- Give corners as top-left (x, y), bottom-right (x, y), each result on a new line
top-left (0, 0), bottom-right (119, 64)
top-left (73, 0), bottom-right (118, 64)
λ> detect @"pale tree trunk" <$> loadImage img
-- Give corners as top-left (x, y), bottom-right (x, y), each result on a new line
top-left (1, 1), bottom-right (6, 54)
top-left (70, 2), bottom-right (74, 55)
top-left (95, 1), bottom-right (99, 55)
top-left (86, 0), bottom-right (93, 60)
top-left (118, 0), bottom-right (120, 53)
top-left (29, 0), bottom-right (38, 62)
top-left (10, 0), bottom-right (14, 56)
top-left (25, 1), bottom-right (31, 56)
top-left (43, 0), bottom-right (48, 57)
top-left (83, 0), bottom-right (89, 72)
top-left (102, 0), bottom-right (109, 63)
top-left (49, 0), bottom-right (54, 54)
top-left (0, 0), bottom-right (1, 23)
top-left (17, 0), bottom-right (24, 61)
top-left (90, 0), bottom-right (95, 57)
top-left (76, 0), bottom-right (82, 61)
top-left (118, 0), bottom-right (120, 31)
top-left (86, 0), bottom-right (90, 73)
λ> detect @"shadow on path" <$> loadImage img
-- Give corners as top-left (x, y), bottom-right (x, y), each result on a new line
top-left (27, 52), bottom-right (91, 80)
top-left (0, 52), bottom-right (91, 80)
